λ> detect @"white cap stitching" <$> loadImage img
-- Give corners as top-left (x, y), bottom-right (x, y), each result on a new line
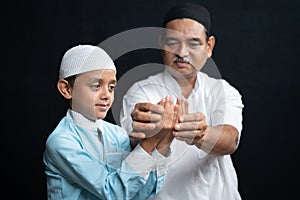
top-left (59, 44), bottom-right (116, 79)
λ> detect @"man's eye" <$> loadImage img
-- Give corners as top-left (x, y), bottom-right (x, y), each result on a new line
top-left (166, 40), bottom-right (178, 47)
top-left (189, 42), bottom-right (201, 47)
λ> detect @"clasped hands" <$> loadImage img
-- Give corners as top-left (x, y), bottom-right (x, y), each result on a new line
top-left (131, 96), bottom-right (208, 147)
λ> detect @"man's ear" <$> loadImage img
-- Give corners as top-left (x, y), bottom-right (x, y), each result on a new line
top-left (207, 35), bottom-right (215, 58)
top-left (159, 34), bottom-right (164, 47)
top-left (57, 79), bottom-right (72, 99)
top-left (159, 34), bottom-right (167, 59)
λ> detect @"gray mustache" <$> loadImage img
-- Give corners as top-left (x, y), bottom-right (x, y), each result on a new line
top-left (173, 57), bottom-right (190, 64)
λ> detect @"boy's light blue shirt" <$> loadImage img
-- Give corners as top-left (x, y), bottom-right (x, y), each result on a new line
top-left (43, 109), bottom-right (168, 200)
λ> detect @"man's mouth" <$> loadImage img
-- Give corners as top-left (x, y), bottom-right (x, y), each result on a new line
top-left (173, 57), bottom-right (190, 64)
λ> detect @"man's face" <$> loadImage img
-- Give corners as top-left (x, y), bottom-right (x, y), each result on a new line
top-left (161, 18), bottom-right (214, 79)
top-left (71, 69), bottom-right (116, 120)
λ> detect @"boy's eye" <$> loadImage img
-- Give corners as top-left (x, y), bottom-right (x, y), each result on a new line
top-left (108, 85), bottom-right (115, 91)
top-left (90, 84), bottom-right (100, 90)
top-left (89, 83), bottom-right (116, 92)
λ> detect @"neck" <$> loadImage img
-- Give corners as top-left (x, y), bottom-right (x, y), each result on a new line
top-left (175, 75), bottom-right (196, 98)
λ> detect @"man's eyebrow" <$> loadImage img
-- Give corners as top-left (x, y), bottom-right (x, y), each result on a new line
top-left (164, 36), bottom-right (179, 41)
top-left (164, 37), bottom-right (203, 43)
top-left (189, 38), bottom-right (203, 42)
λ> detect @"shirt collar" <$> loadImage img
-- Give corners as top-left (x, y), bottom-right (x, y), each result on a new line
top-left (163, 68), bottom-right (181, 97)
top-left (164, 68), bottom-right (201, 96)
top-left (66, 109), bottom-right (102, 131)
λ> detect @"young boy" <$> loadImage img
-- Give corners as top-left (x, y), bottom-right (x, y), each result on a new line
top-left (43, 44), bottom-right (177, 199)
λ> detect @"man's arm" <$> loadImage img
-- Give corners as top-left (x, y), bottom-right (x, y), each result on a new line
top-left (173, 113), bottom-right (239, 155)
top-left (130, 97), bottom-right (241, 156)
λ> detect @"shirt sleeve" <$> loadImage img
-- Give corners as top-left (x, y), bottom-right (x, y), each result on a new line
top-left (120, 82), bottom-right (151, 134)
top-left (210, 80), bottom-right (244, 147)
top-left (124, 144), bottom-right (156, 179)
top-left (152, 148), bottom-right (171, 177)
top-left (152, 148), bottom-right (172, 193)
top-left (120, 80), bottom-right (165, 134)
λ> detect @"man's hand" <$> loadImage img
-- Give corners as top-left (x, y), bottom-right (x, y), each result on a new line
top-left (130, 101), bottom-right (164, 139)
top-left (173, 111), bottom-right (239, 155)
top-left (156, 96), bottom-right (188, 155)
top-left (136, 96), bottom-right (178, 154)
top-left (173, 112), bottom-right (207, 146)
top-left (130, 96), bottom-right (176, 138)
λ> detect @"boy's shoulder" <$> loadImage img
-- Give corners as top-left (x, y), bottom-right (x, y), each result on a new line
top-left (102, 120), bottom-right (127, 135)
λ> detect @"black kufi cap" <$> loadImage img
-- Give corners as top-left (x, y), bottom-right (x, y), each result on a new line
top-left (163, 3), bottom-right (211, 34)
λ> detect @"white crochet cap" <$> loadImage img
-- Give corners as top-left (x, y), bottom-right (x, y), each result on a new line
top-left (59, 44), bottom-right (116, 79)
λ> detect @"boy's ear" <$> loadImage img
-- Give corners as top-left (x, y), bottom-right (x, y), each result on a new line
top-left (57, 79), bottom-right (72, 99)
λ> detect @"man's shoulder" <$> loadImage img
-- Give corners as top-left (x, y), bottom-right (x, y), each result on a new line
top-left (200, 71), bottom-right (234, 85)
top-left (126, 71), bottom-right (165, 91)
top-left (135, 71), bottom-right (165, 84)
top-left (199, 71), bottom-right (242, 96)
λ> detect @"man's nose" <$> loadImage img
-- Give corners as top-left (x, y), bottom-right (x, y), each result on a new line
top-left (176, 43), bottom-right (189, 57)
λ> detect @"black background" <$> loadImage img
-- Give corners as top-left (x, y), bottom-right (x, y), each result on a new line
top-left (2, 0), bottom-right (299, 199)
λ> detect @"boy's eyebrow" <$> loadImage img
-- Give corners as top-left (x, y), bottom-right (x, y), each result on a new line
top-left (109, 79), bottom-right (117, 84)
top-left (88, 77), bottom-right (117, 84)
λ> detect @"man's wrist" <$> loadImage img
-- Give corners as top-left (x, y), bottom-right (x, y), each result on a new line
top-left (140, 137), bottom-right (159, 154)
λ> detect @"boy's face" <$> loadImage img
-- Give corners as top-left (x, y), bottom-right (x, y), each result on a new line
top-left (70, 69), bottom-right (116, 120)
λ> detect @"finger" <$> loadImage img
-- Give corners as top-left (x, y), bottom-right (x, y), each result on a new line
top-left (151, 97), bottom-right (168, 128)
top-left (164, 96), bottom-right (174, 111)
top-left (157, 97), bottom-right (166, 107)
top-left (136, 102), bottom-right (164, 114)
top-left (132, 121), bottom-right (157, 132)
top-left (184, 99), bottom-right (189, 114)
top-left (163, 96), bottom-right (177, 128)
top-left (173, 130), bottom-right (205, 138)
top-left (130, 132), bottom-right (146, 139)
top-left (176, 96), bottom-right (183, 105)
top-left (176, 96), bottom-right (183, 115)
top-left (179, 112), bottom-right (206, 123)
top-left (131, 110), bottom-right (161, 122)
top-left (175, 96), bottom-right (186, 119)
top-left (174, 121), bottom-right (207, 131)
